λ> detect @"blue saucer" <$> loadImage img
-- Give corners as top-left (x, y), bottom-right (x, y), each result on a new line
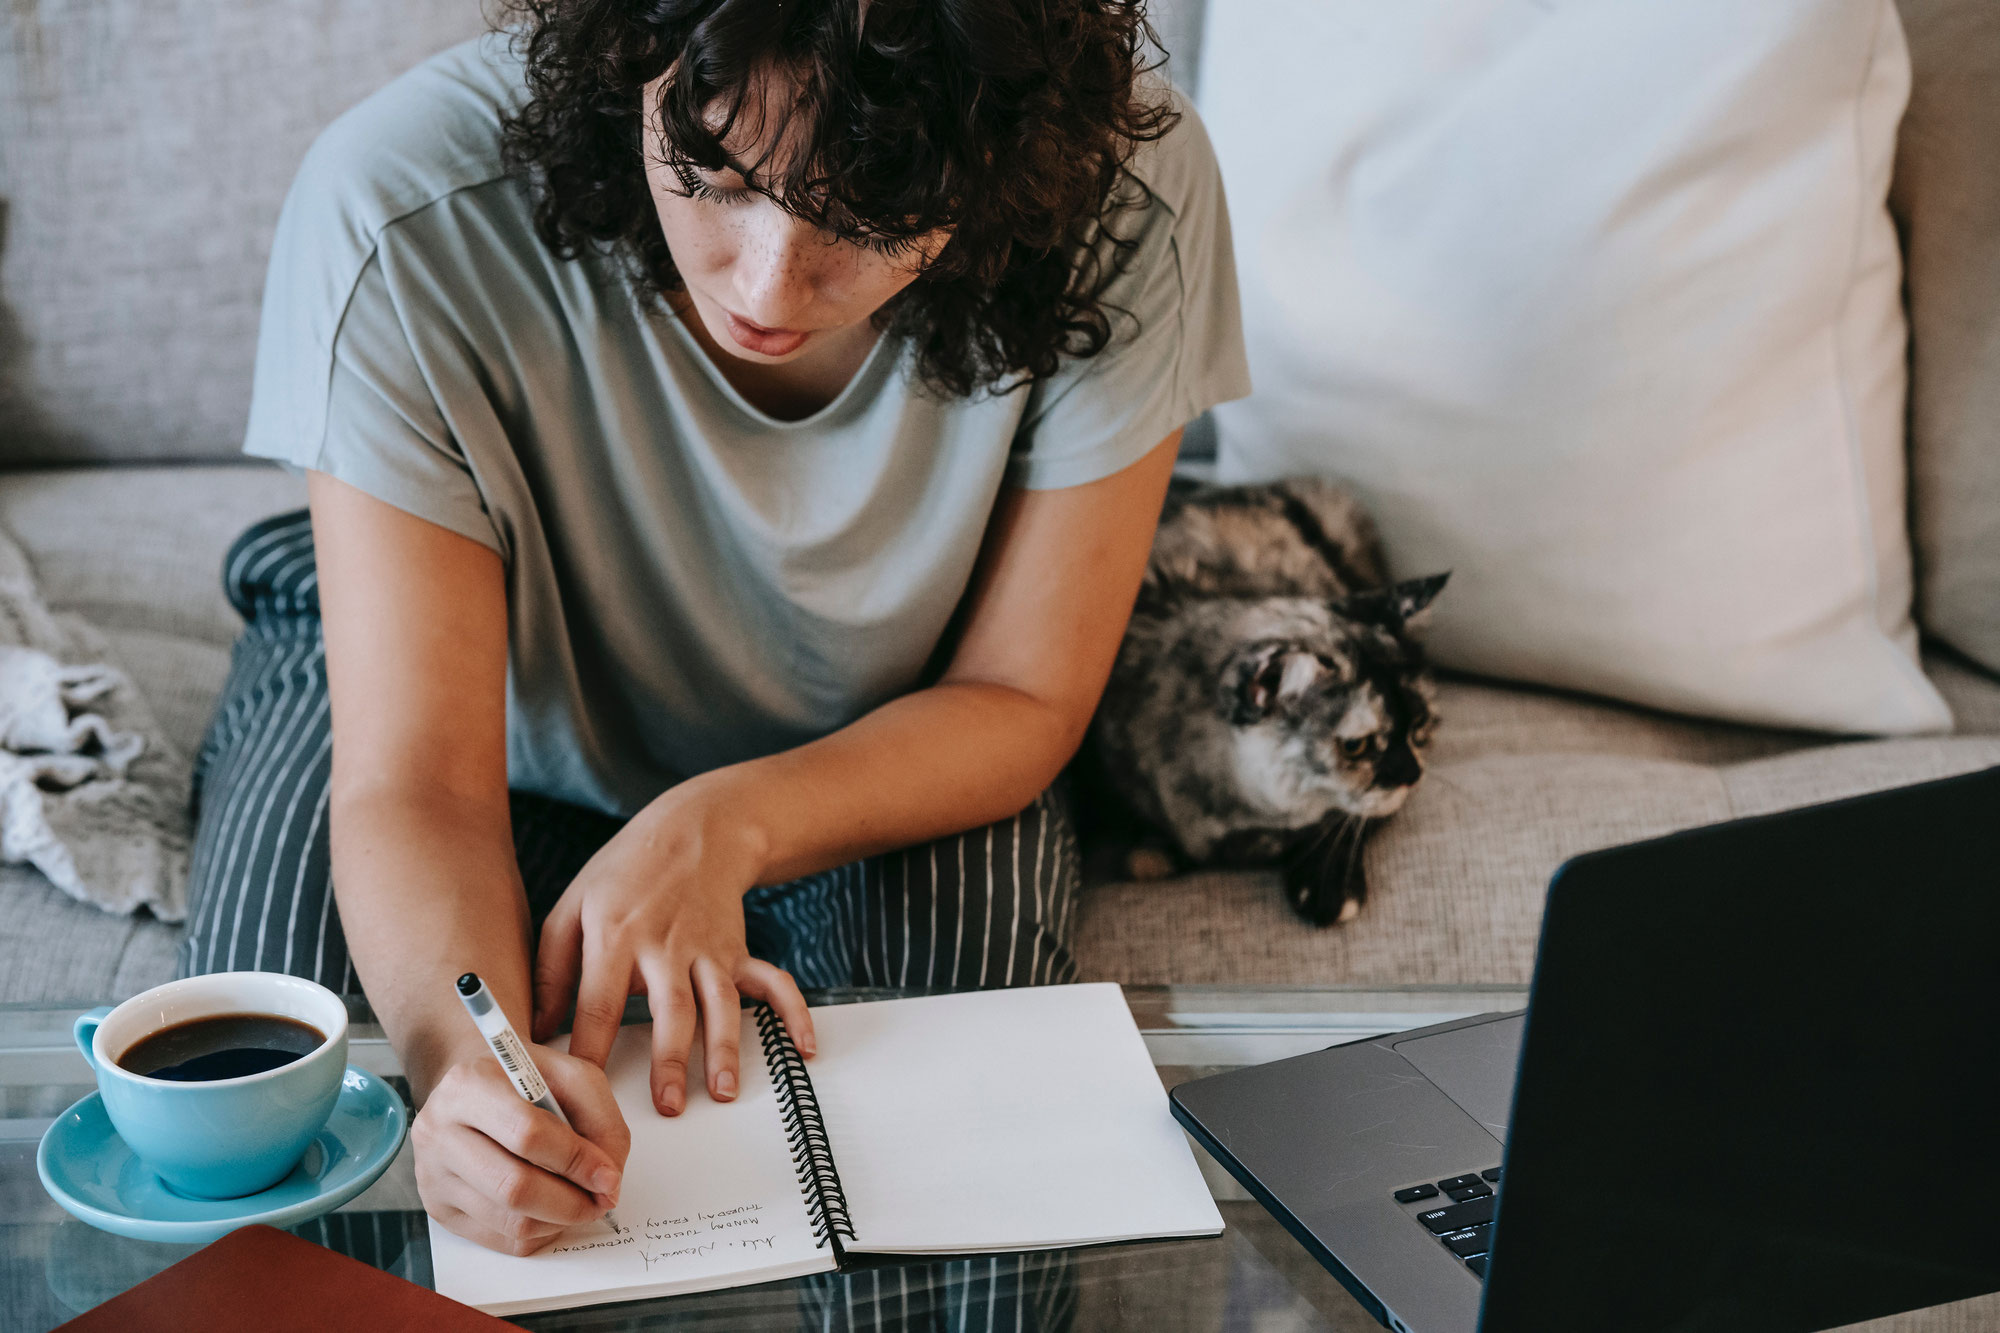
top-left (36, 1066), bottom-right (408, 1244)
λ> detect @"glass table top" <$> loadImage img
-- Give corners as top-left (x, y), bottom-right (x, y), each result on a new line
top-left (0, 985), bottom-right (1528, 1332)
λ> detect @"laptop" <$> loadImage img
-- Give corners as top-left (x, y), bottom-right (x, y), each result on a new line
top-left (1170, 765), bottom-right (2000, 1333)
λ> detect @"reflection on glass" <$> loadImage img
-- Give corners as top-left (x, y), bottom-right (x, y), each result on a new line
top-left (796, 1251), bottom-right (1076, 1333)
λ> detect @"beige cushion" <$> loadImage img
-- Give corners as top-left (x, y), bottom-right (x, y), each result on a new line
top-left (0, 2), bottom-right (490, 464)
top-left (1076, 666), bottom-right (2000, 987)
top-left (0, 465), bottom-right (305, 641)
top-left (1895, 0), bottom-right (2000, 674)
top-left (0, 864), bottom-right (182, 1005)
top-left (0, 464), bottom-right (301, 1003)
top-left (1208, 0), bottom-right (1949, 737)
top-left (0, 464), bottom-right (306, 755)
top-left (0, 457), bottom-right (305, 776)
top-left (1931, 648), bottom-right (2000, 735)
top-left (1839, 1293), bottom-right (2000, 1332)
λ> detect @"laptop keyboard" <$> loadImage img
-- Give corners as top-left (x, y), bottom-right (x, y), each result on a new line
top-left (1392, 1166), bottom-right (1501, 1279)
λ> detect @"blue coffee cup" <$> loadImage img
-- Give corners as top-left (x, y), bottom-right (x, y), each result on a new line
top-left (74, 972), bottom-right (350, 1199)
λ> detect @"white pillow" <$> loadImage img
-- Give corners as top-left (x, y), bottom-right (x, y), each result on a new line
top-left (1206, 0), bottom-right (1950, 735)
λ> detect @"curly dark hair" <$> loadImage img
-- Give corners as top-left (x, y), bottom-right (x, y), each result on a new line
top-left (496, 0), bottom-right (1180, 398)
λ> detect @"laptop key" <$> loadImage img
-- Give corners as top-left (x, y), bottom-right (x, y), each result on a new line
top-left (1393, 1184), bottom-right (1439, 1204)
top-left (1440, 1225), bottom-right (1491, 1258)
top-left (1436, 1174), bottom-right (1483, 1192)
top-left (1481, 1167), bottom-right (1502, 1182)
top-left (1446, 1183), bottom-right (1492, 1202)
top-left (1418, 1195), bottom-right (1496, 1234)
top-left (1465, 1254), bottom-right (1490, 1279)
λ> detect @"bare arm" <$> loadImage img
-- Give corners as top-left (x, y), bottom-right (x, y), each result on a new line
top-left (538, 431), bottom-right (1182, 1103)
top-left (311, 472), bottom-right (631, 1254)
top-left (312, 471), bottom-right (524, 1091)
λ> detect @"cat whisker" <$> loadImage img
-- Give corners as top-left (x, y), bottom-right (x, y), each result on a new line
top-left (1288, 814), bottom-right (1351, 865)
top-left (1343, 818), bottom-right (1368, 889)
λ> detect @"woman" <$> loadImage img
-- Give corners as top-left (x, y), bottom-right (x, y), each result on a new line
top-left (183, 0), bottom-right (1247, 1256)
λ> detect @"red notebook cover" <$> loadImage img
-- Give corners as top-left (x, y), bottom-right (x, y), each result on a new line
top-left (55, 1224), bottom-right (522, 1332)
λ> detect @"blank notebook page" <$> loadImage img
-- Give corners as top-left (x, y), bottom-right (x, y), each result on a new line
top-left (808, 983), bottom-right (1223, 1253)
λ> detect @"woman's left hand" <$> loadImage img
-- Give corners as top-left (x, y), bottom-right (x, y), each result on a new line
top-left (530, 786), bottom-right (816, 1115)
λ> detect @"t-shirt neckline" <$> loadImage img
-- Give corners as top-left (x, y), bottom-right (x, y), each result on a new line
top-left (652, 296), bottom-right (896, 431)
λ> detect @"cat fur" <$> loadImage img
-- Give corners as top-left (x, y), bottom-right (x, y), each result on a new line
top-left (1088, 476), bottom-right (1447, 925)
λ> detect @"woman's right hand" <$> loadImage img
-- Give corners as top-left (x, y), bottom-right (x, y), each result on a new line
top-left (412, 1040), bottom-right (632, 1255)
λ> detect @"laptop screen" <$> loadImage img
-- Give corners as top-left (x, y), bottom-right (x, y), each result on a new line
top-left (1479, 765), bottom-right (2000, 1332)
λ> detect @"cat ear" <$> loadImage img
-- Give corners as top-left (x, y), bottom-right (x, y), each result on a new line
top-left (1338, 572), bottom-right (1450, 628)
top-left (1390, 572), bottom-right (1450, 624)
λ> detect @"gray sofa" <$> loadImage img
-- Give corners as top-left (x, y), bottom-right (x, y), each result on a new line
top-left (2, 0), bottom-right (1997, 1009)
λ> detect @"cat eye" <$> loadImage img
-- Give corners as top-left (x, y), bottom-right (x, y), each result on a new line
top-left (1339, 737), bottom-right (1372, 759)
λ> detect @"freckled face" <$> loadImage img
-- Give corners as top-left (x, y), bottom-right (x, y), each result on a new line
top-left (641, 69), bottom-right (950, 365)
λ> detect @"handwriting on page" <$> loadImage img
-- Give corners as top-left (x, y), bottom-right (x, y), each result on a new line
top-left (549, 1203), bottom-right (783, 1271)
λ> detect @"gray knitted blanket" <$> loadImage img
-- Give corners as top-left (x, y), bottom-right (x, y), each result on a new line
top-left (0, 525), bottom-right (187, 921)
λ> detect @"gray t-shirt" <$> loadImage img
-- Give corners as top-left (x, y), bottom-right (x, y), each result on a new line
top-left (244, 32), bottom-right (1251, 817)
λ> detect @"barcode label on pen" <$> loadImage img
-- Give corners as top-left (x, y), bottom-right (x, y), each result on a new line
top-left (492, 1029), bottom-right (550, 1103)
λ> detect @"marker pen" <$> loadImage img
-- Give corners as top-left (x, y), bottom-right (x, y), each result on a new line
top-left (455, 971), bottom-right (620, 1230)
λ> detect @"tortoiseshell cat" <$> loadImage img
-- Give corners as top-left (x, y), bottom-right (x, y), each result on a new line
top-left (1087, 476), bottom-right (1447, 925)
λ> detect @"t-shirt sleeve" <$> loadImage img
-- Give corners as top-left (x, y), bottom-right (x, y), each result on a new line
top-left (1006, 92), bottom-right (1254, 490)
top-left (245, 250), bottom-right (500, 554)
top-left (240, 71), bottom-right (503, 555)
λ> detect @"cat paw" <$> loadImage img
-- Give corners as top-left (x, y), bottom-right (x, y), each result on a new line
top-left (1290, 876), bottom-right (1364, 926)
top-left (1283, 815), bottom-right (1372, 926)
top-left (1126, 847), bottom-right (1179, 880)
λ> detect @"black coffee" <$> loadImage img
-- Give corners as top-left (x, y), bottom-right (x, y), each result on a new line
top-left (117, 1013), bottom-right (326, 1082)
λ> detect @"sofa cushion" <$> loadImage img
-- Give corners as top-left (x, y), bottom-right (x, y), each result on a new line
top-left (1076, 668), bottom-right (2000, 986)
top-left (0, 463), bottom-right (306, 755)
top-left (1894, 0), bottom-right (2000, 675)
top-left (0, 2), bottom-right (491, 464)
top-left (1206, 0), bottom-right (1952, 738)
top-left (1930, 648), bottom-right (2000, 735)
top-left (0, 464), bottom-right (303, 1004)
top-left (0, 864), bottom-right (181, 1004)
top-left (0, 463), bottom-right (304, 650)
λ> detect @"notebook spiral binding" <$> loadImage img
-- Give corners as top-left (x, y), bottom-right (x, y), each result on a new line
top-left (755, 1004), bottom-right (855, 1249)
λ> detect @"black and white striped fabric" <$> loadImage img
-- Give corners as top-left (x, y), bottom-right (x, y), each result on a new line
top-left (293, 1209), bottom-right (1078, 1333)
top-left (796, 1252), bottom-right (1078, 1332)
top-left (178, 511), bottom-right (1082, 995)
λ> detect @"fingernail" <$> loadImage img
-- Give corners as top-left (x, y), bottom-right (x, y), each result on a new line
top-left (593, 1166), bottom-right (620, 1194)
top-left (801, 1036), bottom-right (817, 1057)
top-left (657, 1087), bottom-right (683, 1116)
top-left (715, 1071), bottom-right (736, 1099)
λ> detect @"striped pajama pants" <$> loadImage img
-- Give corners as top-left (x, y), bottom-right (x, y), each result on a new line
top-left (176, 510), bottom-right (1083, 997)
top-left (298, 1211), bottom-right (1076, 1333)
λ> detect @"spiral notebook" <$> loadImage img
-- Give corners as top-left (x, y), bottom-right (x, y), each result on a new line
top-left (429, 983), bottom-right (1223, 1316)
